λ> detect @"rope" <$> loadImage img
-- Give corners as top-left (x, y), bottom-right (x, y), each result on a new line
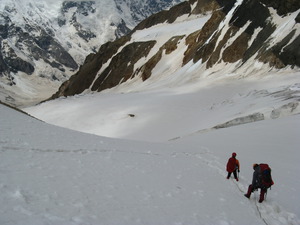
top-left (254, 191), bottom-right (268, 225)
top-left (231, 180), bottom-right (269, 225)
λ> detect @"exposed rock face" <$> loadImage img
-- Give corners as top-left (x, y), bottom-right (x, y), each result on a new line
top-left (91, 40), bottom-right (156, 91)
top-left (59, 1), bottom-right (97, 42)
top-left (50, 0), bottom-right (300, 100)
top-left (49, 1), bottom-right (192, 99)
top-left (51, 36), bottom-right (131, 98)
top-left (0, 46), bottom-right (34, 86)
top-left (0, 4), bottom-right (78, 88)
top-left (213, 113), bottom-right (265, 129)
top-left (185, 0), bottom-right (300, 68)
top-left (260, 0), bottom-right (300, 15)
top-left (132, 1), bottom-right (192, 32)
top-left (276, 33), bottom-right (300, 68)
top-left (0, 9), bottom-right (78, 70)
top-left (183, 9), bottom-right (226, 65)
top-left (140, 36), bottom-right (185, 81)
top-left (186, 0), bottom-right (274, 68)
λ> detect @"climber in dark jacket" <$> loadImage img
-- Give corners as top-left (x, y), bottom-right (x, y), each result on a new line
top-left (244, 164), bottom-right (266, 203)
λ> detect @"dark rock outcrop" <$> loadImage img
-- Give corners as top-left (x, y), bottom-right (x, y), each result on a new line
top-left (213, 113), bottom-right (265, 129)
top-left (185, 0), bottom-right (300, 68)
top-left (132, 1), bottom-right (192, 32)
top-left (278, 34), bottom-right (300, 68)
top-left (115, 0), bottom-right (184, 26)
top-left (0, 12), bottom-right (78, 80)
top-left (50, 36), bottom-right (131, 98)
top-left (260, 0), bottom-right (300, 16)
top-left (91, 40), bottom-right (156, 91)
top-left (140, 36), bottom-right (185, 81)
top-left (59, 1), bottom-right (97, 42)
top-left (50, 1), bottom-right (193, 99)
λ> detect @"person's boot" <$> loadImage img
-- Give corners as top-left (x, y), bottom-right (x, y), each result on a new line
top-left (259, 189), bottom-right (266, 203)
top-left (244, 185), bottom-right (252, 198)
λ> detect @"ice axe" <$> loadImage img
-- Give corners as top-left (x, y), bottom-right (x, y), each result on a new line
top-left (236, 166), bottom-right (240, 179)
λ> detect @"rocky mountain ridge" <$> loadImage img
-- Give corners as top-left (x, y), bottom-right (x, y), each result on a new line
top-left (50, 0), bottom-right (300, 100)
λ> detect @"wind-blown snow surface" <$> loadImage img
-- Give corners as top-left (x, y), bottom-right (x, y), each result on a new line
top-left (2, 96), bottom-right (300, 224)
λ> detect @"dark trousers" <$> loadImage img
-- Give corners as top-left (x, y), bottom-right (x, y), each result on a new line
top-left (227, 170), bottom-right (238, 179)
top-left (245, 184), bottom-right (267, 202)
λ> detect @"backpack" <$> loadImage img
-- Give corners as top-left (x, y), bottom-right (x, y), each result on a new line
top-left (259, 163), bottom-right (274, 189)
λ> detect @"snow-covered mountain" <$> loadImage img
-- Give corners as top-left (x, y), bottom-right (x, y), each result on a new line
top-left (49, 0), bottom-right (300, 100)
top-left (23, 0), bottom-right (300, 141)
top-left (0, 0), bottom-right (183, 107)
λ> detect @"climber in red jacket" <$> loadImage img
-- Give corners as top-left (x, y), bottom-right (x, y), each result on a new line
top-left (226, 152), bottom-right (240, 181)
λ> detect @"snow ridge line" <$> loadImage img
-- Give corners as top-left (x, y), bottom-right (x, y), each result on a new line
top-left (0, 145), bottom-right (162, 156)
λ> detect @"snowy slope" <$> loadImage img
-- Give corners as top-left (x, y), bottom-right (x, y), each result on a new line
top-left (2, 98), bottom-right (300, 224)
top-left (24, 70), bottom-right (300, 142)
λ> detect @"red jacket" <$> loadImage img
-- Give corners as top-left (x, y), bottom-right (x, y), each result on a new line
top-left (226, 157), bottom-right (240, 172)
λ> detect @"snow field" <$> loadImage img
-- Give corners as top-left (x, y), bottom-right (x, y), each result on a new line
top-left (2, 96), bottom-right (300, 224)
